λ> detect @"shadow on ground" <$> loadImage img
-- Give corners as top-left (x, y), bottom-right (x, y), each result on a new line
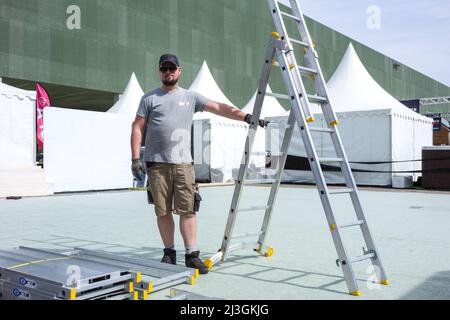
top-left (400, 271), bottom-right (450, 299)
top-left (214, 254), bottom-right (371, 296)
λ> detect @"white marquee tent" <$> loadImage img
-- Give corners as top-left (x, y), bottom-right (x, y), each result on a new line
top-left (241, 85), bottom-right (286, 119)
top-left (0, 82), bottom-right (55, 198)
top-left (265, 43), bottom-right (433, 186)
top-left (190, 61), bottom-right (248, 182)
top-left (0, 82), bottom-right (36, 166)
top-left (44, 74), bottom-right (144, 192)
top-left (107, 72), bottom-right (144, 122)
top-left (44, 108), bottom-right (133, 192)
top-left (241, 85), bottom-right (286, 170)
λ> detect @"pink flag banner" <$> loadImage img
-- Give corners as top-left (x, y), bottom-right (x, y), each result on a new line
top-left (36, 83), bottom-right (51, 152)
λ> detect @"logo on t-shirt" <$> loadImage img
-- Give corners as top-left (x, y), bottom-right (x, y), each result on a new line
top-left (178, 100), bottom-right (189, 107)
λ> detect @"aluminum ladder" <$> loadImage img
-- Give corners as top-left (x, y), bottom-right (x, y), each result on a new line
top-left (205, 0), bottom-right (389, 296)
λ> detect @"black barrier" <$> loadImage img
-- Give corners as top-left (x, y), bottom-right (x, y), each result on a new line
top-left (267, 155), bottom-right (450, 174)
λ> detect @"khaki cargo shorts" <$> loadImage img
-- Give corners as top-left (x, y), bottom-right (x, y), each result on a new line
top-left (147, 162), bottom-right (196, 217)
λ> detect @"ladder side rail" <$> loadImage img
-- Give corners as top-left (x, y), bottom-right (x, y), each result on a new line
top-left (287, 0), bottom-right (310, 43)
top-left (285, 48), bottom-right (316, 123)
top-left (289, 1), bottom-right (387, 283)
top-left (220, 40), bottom-right (277, 261)
top-left (330, 132), bottom-right (388, 281)
top-left (304, 56), bottom-right (338, 125)
top-left (257, 111), bottom-right (296, 249)
top-left (268, 0), bottom-right (314, 122)
top-left (277, 50), bottom-right (360, 294)
top-left (288, 0), bottom-right (339, 124)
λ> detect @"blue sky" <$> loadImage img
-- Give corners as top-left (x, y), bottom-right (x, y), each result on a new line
top-left (279, 0), bottom-right (450, 87)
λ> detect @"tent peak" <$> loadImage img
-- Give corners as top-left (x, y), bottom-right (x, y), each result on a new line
top-left (126, 72), bottom-right (142, 88)
top-left (327, 41), bottom-right (426, 120)
top-left (107, 72), bottom-right (144, 115)
top-left (241, 84), bottom-right (286, 117)
top-left (189, 60), bottom-right (236, 112)
top-left (347, 42), bottom-right (356, 51)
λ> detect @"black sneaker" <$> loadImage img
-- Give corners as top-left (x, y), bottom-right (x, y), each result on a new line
top-left (161, 248), bottom-right (176, 265)
top-left (185, 250), bottom-right (209, 274)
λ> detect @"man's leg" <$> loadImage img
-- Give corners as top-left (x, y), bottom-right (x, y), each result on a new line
top-left (157, 213), bottom-right (176, 248)
top-left (148, 163), bottom-right (176, 264)
top-left (180, 214), bottom-right (208, 274)
top-left (179, 214), bottom-right (197, 250)
top-left (174, 164), bottom-right (208, 274)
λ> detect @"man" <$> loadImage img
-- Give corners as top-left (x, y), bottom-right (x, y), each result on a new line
top-left (131, 53), bottom-right (266, 274)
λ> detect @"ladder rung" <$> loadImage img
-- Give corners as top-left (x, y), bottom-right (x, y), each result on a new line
top-left (309, 127), bottom-right (333, 133)
top-left (339, 220), bottom-right (365, 229)
top-left (250, 152), bottom-right (268, 156)
top-left (290, 38), bottom-right (309, 48)
top-left (319, 157), bottom-right (344, 163)
top-left (269, 122), bottom-right (291, 129)
top-left (267, 92), bottom-right (328, 105)
top-left (280, 10), bottom-right (301, 22)
top-left (228, 241), bottom-right (259, 253)
top-left (269, 122), bottom-right (293, 129)
top-left (238, 205), bottom-right (271, 213)
top-left (328, 188), bottom-right (354, 195)
top-left (308, 95), bottom-right (328, 104)
top-left (244, 179), bottom-right (277, 185)
top-left (350, 253), bottom-right (375, 264)
top-left (270, 62), bottom-right (317, 77)
top-left (266, 92), bottom-right (290, 100)
top-left (232, 231), bottom-right (264, 240)
top-left (299, 66), bottom-right (318, 76)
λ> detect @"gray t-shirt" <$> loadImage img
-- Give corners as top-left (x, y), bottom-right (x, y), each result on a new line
top-left (136, 87), bottom-right (208, 164)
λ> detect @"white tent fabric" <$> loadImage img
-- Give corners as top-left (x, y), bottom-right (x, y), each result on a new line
top-left (43, 72), bottom-right (144, 193)
top-left (266, 43), bottom-right (433, 186)
top-left (107, 72), bottom-right (144, 122)
top-left (240, 85), bottom-right (286, 169)
top-left (190, 61), bottom-right (249, 182)
top-left (241, 85), bottom-right (286, 118)
top-left (44, 107), bottom-right (133, 192)
top-left (0, 82), bottom-right (36, 166)
top-left (327, 44), bottom-right (427, 116)
top-left (190, 61), bottom-right (237, 121)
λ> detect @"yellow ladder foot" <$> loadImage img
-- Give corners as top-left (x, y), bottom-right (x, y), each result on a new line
top-left (204, 258), bottom-right (213, 271)
top-left (264, 246), bottom-right (274, 257)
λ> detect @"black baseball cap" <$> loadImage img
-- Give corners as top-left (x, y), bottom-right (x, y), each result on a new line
top-left (159, 53), bottom-right (180, 67)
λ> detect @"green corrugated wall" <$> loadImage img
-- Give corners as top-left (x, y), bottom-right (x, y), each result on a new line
top-left (1, 0), bottom-right (449, 110)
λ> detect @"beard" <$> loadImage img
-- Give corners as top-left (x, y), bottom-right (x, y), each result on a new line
top-left (162, 78), bottom-right (179, 86)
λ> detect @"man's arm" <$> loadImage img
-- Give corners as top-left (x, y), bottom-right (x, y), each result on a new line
top-left (131, 115), bottom-right (146, 160)
top-left (203, 100), bottom-right (247, 121)
top-left (203, 100), bottom-right (268, 127)
top-left (130, 115), bottom-right (147, 180)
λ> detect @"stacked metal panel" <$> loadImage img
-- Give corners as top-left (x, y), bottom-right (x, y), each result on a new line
top-left (0, 247), bottom-right (198, 300)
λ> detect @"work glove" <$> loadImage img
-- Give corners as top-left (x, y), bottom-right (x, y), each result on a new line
top-left (244, 113), bottom-right (269, 128)
top-left (131, 159), bottom-right (146, 180)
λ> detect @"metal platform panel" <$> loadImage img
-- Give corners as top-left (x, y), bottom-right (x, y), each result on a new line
top-left (0, 246), bottom-right (200, 300)
top-left (0, 247), bottom-right (199, 300)
top-left (0, 247), bottom-right (132, 300)
top-left (0, 247), bottom-right (130, 288)
top-left (72, 248), bottom-right (198, 291)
